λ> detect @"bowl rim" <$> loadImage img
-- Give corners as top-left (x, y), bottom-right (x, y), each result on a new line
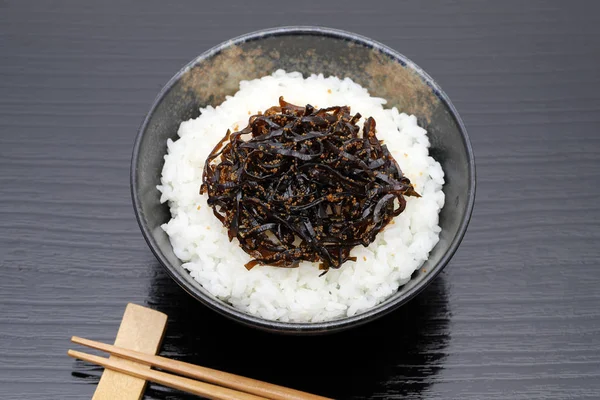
top-left (131, 25), bottom-right (476, 334)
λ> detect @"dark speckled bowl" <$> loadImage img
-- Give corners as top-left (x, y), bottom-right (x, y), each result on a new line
top-left (131, 26), bottom-right (475, 334)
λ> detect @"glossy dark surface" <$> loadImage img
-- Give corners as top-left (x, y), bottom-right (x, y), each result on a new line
top-left (1, 1), bottom-right (600, 399)
top-left (132, 27), bottom-right (475, 334)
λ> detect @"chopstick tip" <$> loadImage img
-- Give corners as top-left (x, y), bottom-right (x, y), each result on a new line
top-left (71, 335), bottom-right (83, 343)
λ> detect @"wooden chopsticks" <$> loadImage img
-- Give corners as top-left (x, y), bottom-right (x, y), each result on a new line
top-left (69, 336), bottom-right (331, 400)
top-left (68, 349), bottom-right (264, 400)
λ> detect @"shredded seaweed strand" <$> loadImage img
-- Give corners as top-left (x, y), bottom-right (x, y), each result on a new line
top-left (200, 97), bottom-right (419, 271)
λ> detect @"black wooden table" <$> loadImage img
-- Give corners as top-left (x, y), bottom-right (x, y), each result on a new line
top-left (2, 1), bottom-right (600, 399)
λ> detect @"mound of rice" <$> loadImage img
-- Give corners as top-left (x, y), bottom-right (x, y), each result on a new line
top-left (157, 70), bottom-right (445, 323)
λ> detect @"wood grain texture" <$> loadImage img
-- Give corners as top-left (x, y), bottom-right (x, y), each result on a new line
top-left (1, 0), bottom-right (600, 399)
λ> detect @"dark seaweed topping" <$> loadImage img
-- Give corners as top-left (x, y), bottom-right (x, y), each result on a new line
top-left (200, 97), bottom-right (420, 271)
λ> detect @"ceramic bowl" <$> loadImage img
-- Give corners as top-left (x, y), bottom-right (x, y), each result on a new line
top-left (131, 26), bottom-right (476, 334)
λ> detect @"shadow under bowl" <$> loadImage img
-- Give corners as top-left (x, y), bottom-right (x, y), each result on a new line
top-left (131, 26), bottom-right (475, 334)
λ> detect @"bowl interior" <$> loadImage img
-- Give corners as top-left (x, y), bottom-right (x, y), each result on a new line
top-left (132, 27), bottom-right (474, 334)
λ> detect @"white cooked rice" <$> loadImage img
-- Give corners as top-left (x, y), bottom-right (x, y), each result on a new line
top-left (157, 70), bottom-right (445, 323)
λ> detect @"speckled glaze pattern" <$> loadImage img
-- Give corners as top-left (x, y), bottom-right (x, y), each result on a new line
top-left (131, 26), bottom-right (476, 334)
